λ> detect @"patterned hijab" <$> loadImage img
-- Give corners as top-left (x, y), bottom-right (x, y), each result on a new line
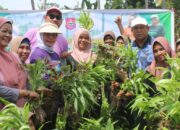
top-left (71, 28), bottom-right (92, 63)
top-left (147, 37), bottom-right (176, 77)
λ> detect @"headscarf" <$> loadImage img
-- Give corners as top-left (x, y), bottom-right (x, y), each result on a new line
top-left (116, 35), bottom-right (130, 45)
top-left (36, 23), bottom-right (60, 54)
top-left (71, 28), bottom-right (92, 63)
top-left (147, 37), bottom-right (176, 77)
top-left (36, 33), bottom-right (55, 53)
top-left (103, 31), bottom-right (116, 41)
top-left (0, 17), bottom-right (12, 28)
top-left (0, 17), bottom-right (27, 107)
top-left (11, 36), bottom-right (30, 54)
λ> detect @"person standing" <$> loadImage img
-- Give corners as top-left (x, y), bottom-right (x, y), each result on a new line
top-left (0, 17), bottom-right (39, 108)
top-left (131, 17), bottom-right (154, 70)
top-left (25, 6), bottom-right (69, 62)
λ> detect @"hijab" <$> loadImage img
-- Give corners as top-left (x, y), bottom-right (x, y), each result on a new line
top-left (0, 17), bottom-right (27, 107)
top-left (36, 33), bottom-right (55, 53)
top-left (71, 28), bottom-right (92, 63)
top-left (147, 37), bottom-right (176, 77)
top-left (104, 31), bottom-right (115, 41)
top-left (11, 36), bottom-right (30, 54)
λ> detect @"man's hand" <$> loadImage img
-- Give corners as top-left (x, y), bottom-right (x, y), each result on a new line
top-left (115, 16), bottom-right (122, 26)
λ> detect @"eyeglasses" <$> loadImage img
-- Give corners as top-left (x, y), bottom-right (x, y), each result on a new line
top-left (47, 14), bottom-right (62, 20)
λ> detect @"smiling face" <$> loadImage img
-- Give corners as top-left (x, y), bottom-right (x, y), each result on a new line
top-left (0, 23), bottom-right (12, 49)
top-left (43, 33), bottom-right (58, 47)
top-left (153, 42), bottom-right (167, 62)
top-left (44, 12), bottom-right (62, 28)
top-left (17, 43), bottom-right (30, 63)
top-left (132, 24), bottom-right (149, 41)
top-left (104, 35), bottom-right (114, 46)
top-left (78, 31), bottom-right (90, 51)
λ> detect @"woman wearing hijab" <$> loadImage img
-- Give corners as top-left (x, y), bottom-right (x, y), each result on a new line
top-left (30, 22), bottom-right (64, 130)
top-left (65, 28), bottom-right (100, 130)
top-left (66, 28), bottom-right (95, 70)
top-left (0, 17), bottom-right (39, 108)
top-left (103, 31), bottom-right (116, 46)
top-left (147, 37), bottom-right (176, 78)
top-left (10, 36), bottom-right (31, 64)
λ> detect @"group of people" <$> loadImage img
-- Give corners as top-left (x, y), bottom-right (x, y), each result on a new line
top-left (0, 6), bottom-right (180, 130)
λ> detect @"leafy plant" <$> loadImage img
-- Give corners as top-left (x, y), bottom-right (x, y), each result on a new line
top-left (52, 63), bottom-right (111, 116)
top-left (77, 11), bottom-right (94, 30)
top-left (26, 60), bottom-right (47, 91)
top-left (79, 117), bottom-right (117, 130)
top-left (130, 58), bottom-right (180, 129)
top-left (0, 98), bottom-right (31, 130)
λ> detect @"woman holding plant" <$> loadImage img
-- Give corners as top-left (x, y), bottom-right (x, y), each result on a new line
top-left (147, 36), bottom-right (176, 78)
top-left (30, 22), bottom-right (64, 130)
top-left (65, 28), bottom-right (101, 130)
top-left (0, 17), bottom-right (39, 108)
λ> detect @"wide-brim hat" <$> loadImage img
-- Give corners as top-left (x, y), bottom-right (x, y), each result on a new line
top-left (39, 22), bottom-right (61, 34)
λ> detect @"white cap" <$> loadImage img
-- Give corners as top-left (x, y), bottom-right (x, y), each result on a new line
top-left (39, 23), bottom-right (61, 34)
top-left (131, 17), bottom-right (148, 28)
top-left (151, 14), bottom-right (159, 19)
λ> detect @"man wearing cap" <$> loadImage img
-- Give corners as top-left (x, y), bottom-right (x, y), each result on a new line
top-left (149, 14), bottom-right (165, 38)
top-left (25, 6), bottom-right (68, 62)
top-left (131, 17), bottom-right (154, 70)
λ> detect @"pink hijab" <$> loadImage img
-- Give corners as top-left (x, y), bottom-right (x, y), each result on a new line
top-left (71, 28), bottom-right (92, 63)
top-left (147, 37), bottom-right (176, 77)
top-left (0, 17), bottom-right (27, 107)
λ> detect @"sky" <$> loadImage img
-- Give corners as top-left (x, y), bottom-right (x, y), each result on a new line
top-left (0, 0), bottom-right (105, 10)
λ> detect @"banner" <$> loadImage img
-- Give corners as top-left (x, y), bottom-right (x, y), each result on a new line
top-left (0, 9), bottom-right (174, 48)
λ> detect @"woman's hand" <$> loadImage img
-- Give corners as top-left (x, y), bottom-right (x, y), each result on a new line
top-left (111, 81), bottom-right (119, 91)
top-left (28, 91), bottom-right (39, 100)
top-left (37, 87), bottom-right (53, 97)
top-left (19, 90), bottom-right (39, 100)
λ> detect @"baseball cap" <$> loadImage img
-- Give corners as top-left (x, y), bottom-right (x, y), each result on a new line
top-left (131, 17), bottom-right (148, 28)
top-left (151, 14), bottom-right (159, 19)
top-left (39, 23), bottom-right (61, 34)
top-left (46, 6), bottom-right (61, 15)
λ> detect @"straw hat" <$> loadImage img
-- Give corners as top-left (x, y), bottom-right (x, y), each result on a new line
top-left (39, 22), bottom-right (61, 34)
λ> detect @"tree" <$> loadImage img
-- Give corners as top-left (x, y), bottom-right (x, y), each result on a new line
top-left (31, 0), bottom-right (35, 10)
top-left (0, 5), bottom-right (7, 10)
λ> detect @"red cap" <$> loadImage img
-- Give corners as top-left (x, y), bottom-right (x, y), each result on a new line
top-left (46, 6), bottom-right (61, 15)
